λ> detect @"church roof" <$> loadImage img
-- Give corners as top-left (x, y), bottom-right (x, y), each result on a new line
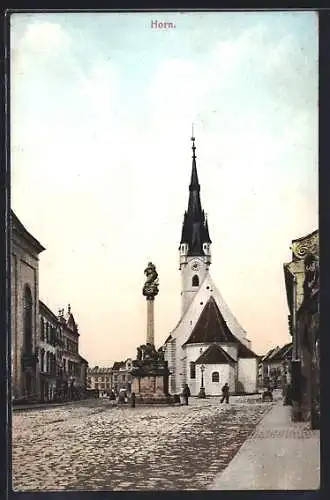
top-left (195, 343), bottom-right (236, 364)
top-left (237, 342), bottom-right (258, 359)
top-left (183, 296), bottom-right (257, 358)
top-left (179, 136), bottom-right (212, 255)
top-left (184, 296), bottom-right (239, 344)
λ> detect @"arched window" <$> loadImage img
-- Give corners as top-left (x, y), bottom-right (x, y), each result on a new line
top-left (190, 362), bottom-right (196, 379)
top-left (23, 285), bottom-right (33, 354)
top-left (192, 275), bottom-right (199, 287)
top-left (212, 372), bottom-right (219, 382)
top-left (39, 349), bottom-right (44, 372)
top-left (40, 317), bottom-right (45, 341)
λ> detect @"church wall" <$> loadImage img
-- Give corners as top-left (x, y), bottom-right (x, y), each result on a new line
top-left (237, 358), bottom-right (258, 393)
top-left (184, 343), bottom-right (206, 394)
top-left (195, 363), bottom-right (234, 396)
top-left (184, 343), bottom-right (206, 363)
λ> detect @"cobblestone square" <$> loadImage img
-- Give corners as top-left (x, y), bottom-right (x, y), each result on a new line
top-left (12, 396), bottom-right (272, 491)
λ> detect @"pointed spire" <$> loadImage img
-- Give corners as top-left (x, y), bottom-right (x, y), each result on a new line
top-left (68, 304), bottom-right (71, 315)
top-left (179, 133), bottom-right (211, 254)
top-left (189, 133), bottom-right (200, 191)
top-left (204, 213), bottom-right (212, 243)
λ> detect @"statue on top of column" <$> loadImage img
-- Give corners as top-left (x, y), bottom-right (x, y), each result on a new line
top-left (142, 262), bottom-right (159, 299)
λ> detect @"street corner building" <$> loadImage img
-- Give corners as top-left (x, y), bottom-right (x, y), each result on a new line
top-left (162, 137), bottom-right (258, 397)
top-left (10, 210), bottom-right (89, 403)
top-left (283, 229), bottom-right (320, 428)
top-left (11, 211), bottom-right (45, 401)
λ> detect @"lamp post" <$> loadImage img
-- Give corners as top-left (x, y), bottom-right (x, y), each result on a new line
top-left (198, 364), bottom-right (206, 398)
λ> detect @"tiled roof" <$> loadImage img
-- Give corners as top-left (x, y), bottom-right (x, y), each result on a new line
top-left (88, 366), bottom-right (112, 373)
top-left (270, 343), bottom-right (293, 361)
top-left (183, 297), bottom-right (257, 358)
top-left (112, 361), bottom-right (125, 371)
top-left (262, 347), bottom-right (280, 361)
top-left (184, 296), bottom-right (236, 344)
top-left (195, 343), bottom-right (236, 364)
top-left (262, 343), bottom-right (292, 363)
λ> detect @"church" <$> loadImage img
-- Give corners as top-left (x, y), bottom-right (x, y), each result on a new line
top-left (163, 136), bottom-right (258, 396)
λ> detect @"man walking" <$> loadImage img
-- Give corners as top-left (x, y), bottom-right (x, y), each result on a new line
top-left (182, 384), bottom-right (191, 405)
top-left (221, 382), bottom-right (230, 404)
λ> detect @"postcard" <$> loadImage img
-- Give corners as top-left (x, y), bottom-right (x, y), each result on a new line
top-left (9, 9), bottom-right (319, 492)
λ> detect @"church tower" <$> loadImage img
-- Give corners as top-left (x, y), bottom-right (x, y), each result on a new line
top-left (179, 135), bottom-right (212, 315)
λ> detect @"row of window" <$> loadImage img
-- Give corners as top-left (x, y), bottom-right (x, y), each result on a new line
top-left (21, 286), bottom-right (82, 382)
top-left (91, 383), bottom-right (111, 390)
top-left (87, 374), bottom-right (131, 385)
top-left (65, 338), bottom-right (78, 353)
top-left (40, 318), bottom-right (59, 346)
top-left (88, 376), bottom-right (111, 382)
top-left (65, 360), bottom-right (80, 377)
top-left (40, 350), bottom-right (57, 375)
top-left (189, 363), bottom-right (220, 382)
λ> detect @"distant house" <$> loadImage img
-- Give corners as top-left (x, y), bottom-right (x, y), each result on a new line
top-left (261, 342), bottom-right (293, 388)
top-left (87, 366), bottom-right (113, 397)
top-left (112, 359), bottom-right (133, 393)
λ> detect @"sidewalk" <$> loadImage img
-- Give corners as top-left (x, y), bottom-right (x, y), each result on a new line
top-left (12, 399), bottom-right (93, 412)
top-left (208, 403), bottom-right (320, 490)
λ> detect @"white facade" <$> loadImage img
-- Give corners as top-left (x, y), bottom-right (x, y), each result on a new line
top-left (180, 341), bottom-right (257, 396)
top-left (195, 363), bottom-right (235, 396)
top-left (237, 358), bottom-right (258, 394)
top-left (164, 272), bottom-right (255, 394)
top-left (163, 138), bottom-right (257, 396)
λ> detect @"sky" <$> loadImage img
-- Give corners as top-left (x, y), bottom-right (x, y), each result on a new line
top-left (10, 11), bottom-right (318, 366)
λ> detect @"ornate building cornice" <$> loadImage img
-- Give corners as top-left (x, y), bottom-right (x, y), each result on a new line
top-left (291, 230), bottom-right (319, 261)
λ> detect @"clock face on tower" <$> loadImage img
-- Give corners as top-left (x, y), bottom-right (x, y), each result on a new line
top-left (191, 261), bottom-right (200, 272)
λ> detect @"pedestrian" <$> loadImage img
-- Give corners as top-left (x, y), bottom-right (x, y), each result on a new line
top-left (131, 392), bottom-right (136, 408)
top-left (220, 382), bottom-right (230, 404)
top-left (182, 384), bottom-right (191, 405)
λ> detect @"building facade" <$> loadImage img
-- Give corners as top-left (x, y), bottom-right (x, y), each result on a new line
top-left (11, 211), bottom-right (45, 401)
top-left (283, 229), bottom-right (319, 428)
top-left (39, 301), bottom-right (63, 401)
top-left (112, 359), bottom-right (133, 393)
top-left (11, 211), bottom-right (89, 403)
top-left (163, 138), bottom-right (258, 396)
top-left (59, 305), bottom-right (87, 400)
top-left (261, 342), bottom-right (293, 389)
top-left (87, 367), bottom-right (113, 397)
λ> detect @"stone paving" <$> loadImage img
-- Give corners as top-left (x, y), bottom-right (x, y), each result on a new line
top-left (12, 395), bottom-right (272, 492)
